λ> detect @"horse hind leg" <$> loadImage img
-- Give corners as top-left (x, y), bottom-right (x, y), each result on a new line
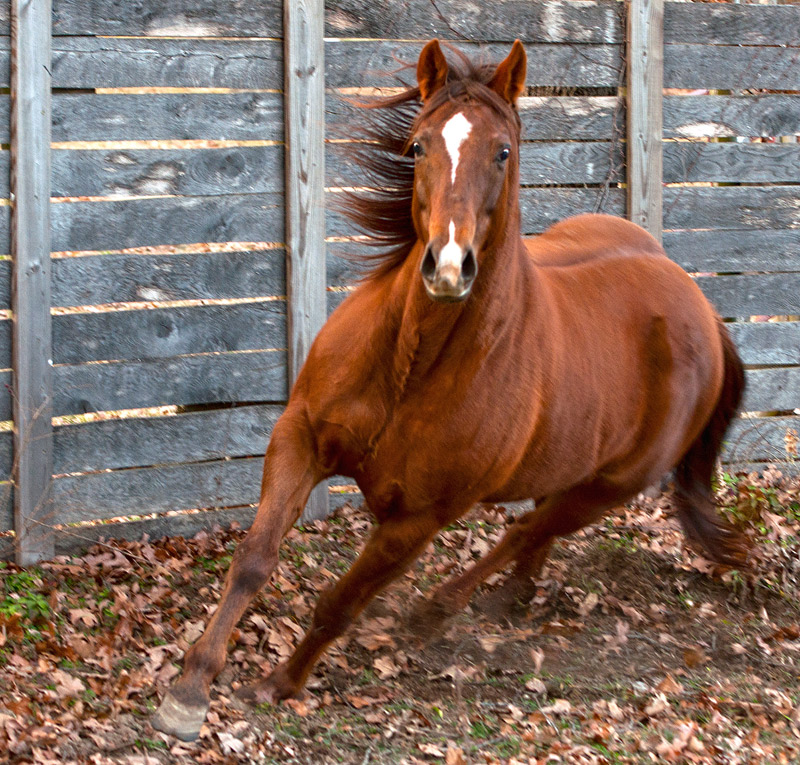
top-left (413, 486), bottom-right (620, 633)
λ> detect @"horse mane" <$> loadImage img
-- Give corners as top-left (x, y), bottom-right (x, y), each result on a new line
top-left (335, 45), bottom-right (523, 281)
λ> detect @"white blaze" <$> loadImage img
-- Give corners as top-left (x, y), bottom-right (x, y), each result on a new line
top-left (441, 112), bottom-right (473, 185)
top-left (438, 220), bottom-right (463, 273)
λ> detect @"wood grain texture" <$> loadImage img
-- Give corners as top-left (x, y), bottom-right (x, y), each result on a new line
top-left (743, 368), bottom-right (800, 414)
top-left (626, 0), bottom-right (663, 242)
top-left (52, 0), bottom-right (283, 37)
top-left (53, 301), bottom-right (286, 365)
top-left (664, 2), bottom-right (800, 47)
top-left (11, 0), bottom-right (54, 563)
top-left (53, 350), bottom-right (288, 417)
top-left (325, 0), bottom-right (622, 43)
top-left (664, 95), bottom-right (800, 140)
top-left (664, 230), bottom-right (800, 274)
top-left (664, 44), bottom-right (800, 90)
top-left (54, 404), bottom-right (282, 474)
top-left (50, 193), bottom-right (284, 253)
top-left (696, 275), bottom-right (800, 320)
top-left (51, 37), bottom-right (283, 89)
top-left (663, 186), bottom-right (800, 231)
top-left (51, 249), bottom-right (285, 308)
top-left (724, 416), bottom-right (800, 466)
top-left (284, 0), bottom-right (328, 522)
top-left (726, 323), bottom-right (800, 368)
top-left (663, 142), bottom-right (800, 185)
top-left (52, 146), bottom-right (284, 198)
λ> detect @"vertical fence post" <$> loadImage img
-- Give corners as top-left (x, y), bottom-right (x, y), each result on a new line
top-left (626, 0), bottom-right (664, 242)
top-left (284, 0), bottom-right (329, 522)
top-left (10, 0), bottom-right (54, 563)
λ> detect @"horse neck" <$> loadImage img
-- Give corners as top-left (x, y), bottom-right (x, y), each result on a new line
top-left (387, 217), bottom-right (531, 395)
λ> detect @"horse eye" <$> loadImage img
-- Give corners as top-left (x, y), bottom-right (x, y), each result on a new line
top-left (497, 146), bottom-right (511, 163)
top-left (411, 141), bottom-right (424, 158)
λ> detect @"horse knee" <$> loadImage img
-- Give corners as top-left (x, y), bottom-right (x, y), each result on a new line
top-left (229, 542), bottom-right (278, 597)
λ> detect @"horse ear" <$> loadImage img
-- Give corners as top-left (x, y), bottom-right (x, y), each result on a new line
top-left (487, 40), bottom-right (527, 105)
top-left (417, 39), bottom-right (449, 101)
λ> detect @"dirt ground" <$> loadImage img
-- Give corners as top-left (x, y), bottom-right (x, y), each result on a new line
top-left (1, 468), bottom-right (799, 764)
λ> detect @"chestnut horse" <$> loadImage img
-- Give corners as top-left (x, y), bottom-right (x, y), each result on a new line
top-left (154, 40), bottom-right (748, 740)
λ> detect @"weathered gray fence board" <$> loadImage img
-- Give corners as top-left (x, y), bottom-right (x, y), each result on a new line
top-left (53, 350), bottom-right (288, 417)
top-left (325, 41), bottom-right (623, 89)
top-left (743, 368), bottom-right (800, 414)
top-left (663, 186), bottom-right (800, 231)
top-left (665, 45), bottom-right (800, 91)
top-left (53, 301), bottom-right (286, 365)
top-left (52, 146), bottom-right (284, 199)
top-left (11, 0), bottom-right (55, 563)
top-left (663, 142), bottom-right (800, 185)
top-left (44, 94), bottom-right (622, 145)
top-left (51, 193), bottom-right (284, 253)
top-left (326, 0), bottom-right (622, 43)
top-left (665, 3), bottom-right (800, 47)
top-left (0, 432), bottom-right (12, 479)
top-left (726, 323), bottom-right (800, 368)
top-left (51, 38), bottom-right (283, 89)
top-left (697, 275), bottom-right (800, 320)
top-left (52, 0), bottom-right (283, 37)
top-left (663, 95), bottom-right (800, 140)
top-left (0, 371), bottom-right (10, 421)
top-left (48, 39), bottom-right (623, 91)
top-left (51, 249), bottom-right (285, 308)
top-left (54, 404), bottom-right (282, 474)
top-left (50, 93), bottom-right (284, 144)
top-left (53, 455), bottom-right (265, 523)
top-left (664, 230), bottom-right (800, 274)
top-left (725, 416), bottom-right (800, 466)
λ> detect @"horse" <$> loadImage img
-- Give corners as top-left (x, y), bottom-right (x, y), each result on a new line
top-left (153, 39), bottom-right (749, 741)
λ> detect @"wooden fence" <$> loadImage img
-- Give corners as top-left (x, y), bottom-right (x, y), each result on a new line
top-left (2, 0), bottom-right (798, 563)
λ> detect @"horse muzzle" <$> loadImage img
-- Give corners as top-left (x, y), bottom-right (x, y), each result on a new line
top-left (420, 243), bottom-right (478, 302)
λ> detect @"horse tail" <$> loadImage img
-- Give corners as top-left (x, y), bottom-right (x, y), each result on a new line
top-left (673, 320), bottom-right (750, 567)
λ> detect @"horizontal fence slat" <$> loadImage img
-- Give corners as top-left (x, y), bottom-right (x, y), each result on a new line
top-left (52, 0), bottom-right (283, 37)
top-left (664, 230), bottom-right (800, 274)
top-left (51, 193), bottom-right (284, 253)
top-left (52, 146), bottom-right (284, 198)
top-left (51, 92), bottom-right (284, 143)
top-left (724, 416), bottom-right (800, 466)
top-left (55, 404), bottom-right (282, 474)
top-left (54, 350), bottom-right (288, 416)
top-left (326, 0), bottom-right (622, 43)
top-left (53, 301), bottom-right (286, 365)
top-left (54, 455), bottom-right (264, 523)
top-left (51, 38), bottom-right (283, 89)
top-left (664, 3), bottom-right (800, 47)
top-left (664, 142), bottom-right (800, 185)
top-left (325, 41), bottom-right (623, 89)
top-left (663, 186), bottom-right (800, 231)
top-left (697, 275), bottom-right (800, 320)
top-left (52, 249), bottom-right (285, 308)
top-left (664, 44), bottom-right (800, 91)
top-left (743, 368), bottom-right (800, 414)
top-left (664, 95), bottom-right (800, 140)
top-left (727, 322), bottom-right (800, 368)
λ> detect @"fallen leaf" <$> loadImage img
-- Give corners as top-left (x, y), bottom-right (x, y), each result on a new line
top-left (656, 674), bottom-right (683, 695)
top-left (373, 655), bottom-right (400, 679)
top-left (418, 742), bottom-right (445, 757)
top-left (644, 693), bottom-right (670, 717)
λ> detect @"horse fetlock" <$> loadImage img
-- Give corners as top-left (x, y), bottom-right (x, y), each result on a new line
top-left (235, 664), bottom-right (304, 706)
top-left (151, 691), bottom-right (209, 742)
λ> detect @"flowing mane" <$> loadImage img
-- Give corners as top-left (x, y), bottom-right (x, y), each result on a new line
top-left (337, 46), bottom-right (523, 280)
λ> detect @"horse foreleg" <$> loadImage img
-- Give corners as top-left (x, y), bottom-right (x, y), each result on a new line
top-left (235, 511), bottom-right (441, 704)
top-left (152, 413), bottom-right (322, 741)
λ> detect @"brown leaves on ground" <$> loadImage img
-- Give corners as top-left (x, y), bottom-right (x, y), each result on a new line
top-left (0, 470), bottom-right (799, 763)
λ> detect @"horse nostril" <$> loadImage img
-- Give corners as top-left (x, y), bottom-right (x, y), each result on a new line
top-left (462, 248), bottom-right (478, 284)
top-left (420, 245), bottom-right (437, 281)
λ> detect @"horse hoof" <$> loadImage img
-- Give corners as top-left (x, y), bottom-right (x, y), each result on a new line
top-left (151, 691), bottom-right (209, 742)
top-left (235, 666), bottom-right (302, 706)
